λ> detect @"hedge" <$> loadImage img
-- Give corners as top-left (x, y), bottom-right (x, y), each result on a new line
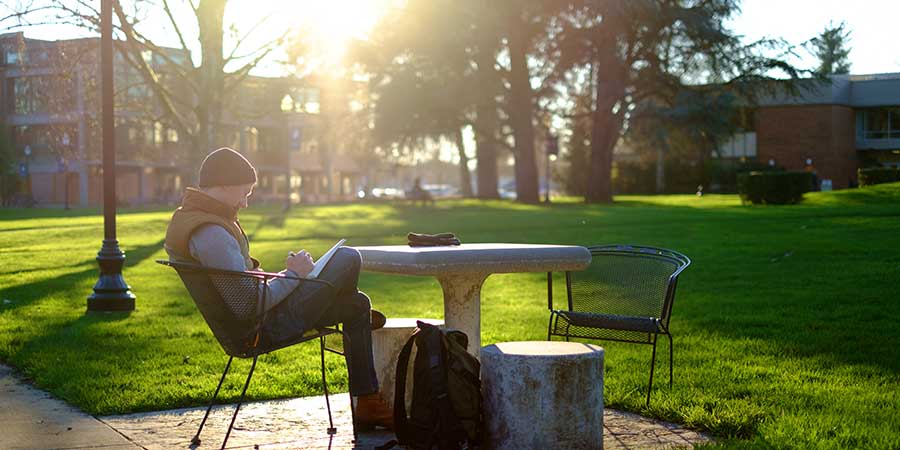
top-left (858, 168), bottom-right (900, 187)
top-left (737, 171), bottom-right (813, 205)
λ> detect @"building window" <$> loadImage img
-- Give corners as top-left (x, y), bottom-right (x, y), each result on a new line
top-left (716, 132), bottom-right (757, 158)
top-left (245, 126), bottom-right (259, 152)
top-left (893, 108), bottom-right (900, 139)
top-left (154, 121), bottom-right (164, 146)
top-left (280, 94), bottom-right (294, 112)
top-left (8, 76), bottom-right (74, 115)
top-left (859, 108), bottom-right (900, 140)
top-left (288, 87), bottom-right (320, 114)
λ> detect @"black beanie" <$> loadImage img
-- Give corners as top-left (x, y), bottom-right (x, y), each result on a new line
top-left (198, 147), bottom-right (258, 187)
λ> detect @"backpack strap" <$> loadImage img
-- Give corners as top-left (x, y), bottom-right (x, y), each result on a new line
top-left (419, 323), bottom-right (468, 449)
top-left (393, 329), bottom-right (418, 445)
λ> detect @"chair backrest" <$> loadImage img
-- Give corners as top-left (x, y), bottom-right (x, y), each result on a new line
top-left (157, 260), bottom-right (260, 357)
top-left (568, 245), bottom-right (690, 326)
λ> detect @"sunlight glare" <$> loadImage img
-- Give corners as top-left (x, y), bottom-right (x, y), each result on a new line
top-left (229, 0), bottom-right (397, 70)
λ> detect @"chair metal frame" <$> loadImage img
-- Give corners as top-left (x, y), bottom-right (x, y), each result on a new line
top-left (157, 259), bottom-right (358, 449)
top-left (546, 245), bottom-right (691, 406)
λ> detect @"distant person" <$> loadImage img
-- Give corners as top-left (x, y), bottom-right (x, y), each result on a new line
top-left (804, 159), bottom-right (820, 191)
top-left (407, 177), bottom-right (434, 206)
top-left (164, 147), bottom-right (393, 430)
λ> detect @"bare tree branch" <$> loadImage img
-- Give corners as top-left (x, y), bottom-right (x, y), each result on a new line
top-left (161, 0), bottom-right (192, 60)
top-left (120, 23), bottom-right (200, 93)
top-left (112, 0), bottom-right (196, 139)
top-left (223, 31), bottom-right (289, 94)
top-left (223, 11), bottom-right (277, 63)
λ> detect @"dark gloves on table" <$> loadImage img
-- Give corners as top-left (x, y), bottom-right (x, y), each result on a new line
top-left (407, 232), bottom-right (461, 247)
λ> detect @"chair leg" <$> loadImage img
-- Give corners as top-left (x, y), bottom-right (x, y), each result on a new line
top-left (339, 329), bottom-right (359, 444)
top-left (547, 313), bottom-right (554, 341)
top-left (221, 355), bottom-right (258, 450)
top-left (192, 356), bottom-right (233, 447)
top-left (320, 336), bottom-right (337, 436)
top-left (668, 334), bottom-right (674, 389)
top-left (348, 388), bottom-right (358, 444)
top-left (647, 338), bottom-right (658, 407)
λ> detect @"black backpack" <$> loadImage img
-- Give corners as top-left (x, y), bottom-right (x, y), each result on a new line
top-left (393, 320), bottom-right (483, 450)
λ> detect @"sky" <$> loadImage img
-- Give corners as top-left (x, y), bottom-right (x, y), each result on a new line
top-left (727, 0), bottom-right (900, 75)
top-left (3, 0), bottom-right (898, 75)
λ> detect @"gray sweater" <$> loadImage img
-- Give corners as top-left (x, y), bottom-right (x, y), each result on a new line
top-left (189, 224), bottom-right (299, 313)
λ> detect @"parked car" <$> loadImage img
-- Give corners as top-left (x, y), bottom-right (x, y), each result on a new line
top-left (422, 184), bottom-right (459, 199)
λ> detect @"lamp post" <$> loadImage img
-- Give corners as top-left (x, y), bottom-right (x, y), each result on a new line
top-left (544, 135), bottom-right (558, 204)
top-left (23, 144), bottom-right (32, 204)
top-left (61, 132), bottom-right (70, 210)
top-left (88, 0), bottom-right (135, 312)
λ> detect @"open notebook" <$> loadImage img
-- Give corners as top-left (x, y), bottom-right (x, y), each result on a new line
top-left (307, 239), bottom-right (346, 279)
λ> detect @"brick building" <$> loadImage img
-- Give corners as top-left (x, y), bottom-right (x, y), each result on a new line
top-left (718, 73), bottom-right (900, 189)
top-left (1, 32), bottom-right (364, 207)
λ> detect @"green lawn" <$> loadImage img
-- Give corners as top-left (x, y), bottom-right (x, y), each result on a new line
top-left (2, 185), bottom-right (900, 449)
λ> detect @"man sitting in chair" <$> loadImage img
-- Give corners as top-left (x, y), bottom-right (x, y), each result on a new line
top-left (164, 147), bottom-right (393, 430)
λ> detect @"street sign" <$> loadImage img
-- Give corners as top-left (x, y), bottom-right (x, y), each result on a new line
top-left (18, 163), bottom-right (27, 177)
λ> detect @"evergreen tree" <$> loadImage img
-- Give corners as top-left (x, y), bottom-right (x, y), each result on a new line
top-left (808, 22), bottom-right (852, 75)
top-left (551, 0), bottom-right (804, 203)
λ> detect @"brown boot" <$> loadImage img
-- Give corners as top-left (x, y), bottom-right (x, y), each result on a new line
top-left (371, 309), bottom-right (387, 331)
top-left (356, 392), bottom-right (394, 431)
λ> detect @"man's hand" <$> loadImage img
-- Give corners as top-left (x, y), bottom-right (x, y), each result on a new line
top-left (286, 250), bottom-right (315, 277)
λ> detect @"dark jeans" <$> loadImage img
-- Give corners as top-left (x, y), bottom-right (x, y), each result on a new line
top-left (261, 247), bottom-right (378, 396)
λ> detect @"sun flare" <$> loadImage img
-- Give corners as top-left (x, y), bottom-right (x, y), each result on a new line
top-left (228, 0), bottom-right (398, 69)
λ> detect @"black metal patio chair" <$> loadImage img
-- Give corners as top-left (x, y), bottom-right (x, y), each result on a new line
top-left (156, 259), bottom-right (357, 449)
top-left (546, 245), bottom-right (691, 406)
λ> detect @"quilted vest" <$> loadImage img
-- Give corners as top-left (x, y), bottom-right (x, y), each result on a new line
top-left (164, 188), bottom-right (257, 270)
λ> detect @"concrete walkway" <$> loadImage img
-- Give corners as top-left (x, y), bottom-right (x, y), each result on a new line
top-left (2, 364), bottom-right (711, 449)
top-left (0, 365), bottom-right (139, 450)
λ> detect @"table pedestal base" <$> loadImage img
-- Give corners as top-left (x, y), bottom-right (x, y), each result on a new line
top-left (437, 273), bottom-right (489, 358)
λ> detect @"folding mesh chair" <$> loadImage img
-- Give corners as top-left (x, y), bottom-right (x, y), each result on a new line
top-left (547, 245), bottom-right (691, 405)
top-left (156, 259), bottom-right (357, 449)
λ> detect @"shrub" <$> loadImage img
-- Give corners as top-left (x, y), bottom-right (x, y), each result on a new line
top-left (708, 159), bottom-right (779, 193)
top-left (858, 167), bottom-right (900, 187)
top-left (612, 160), bottom-right (705, 194)
top-left (737, 171), bottom-right (814, 205)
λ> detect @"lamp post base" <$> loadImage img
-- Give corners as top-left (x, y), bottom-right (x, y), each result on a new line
top-left (87, 239), bottom-right (135, 312)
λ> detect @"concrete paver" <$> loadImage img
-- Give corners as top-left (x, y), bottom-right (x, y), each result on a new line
top-left (101, 394), bottom-right (712, 450)
top-left (0, 365), bottom-right (139, 450)
top-left (3, 363), bottom-right (711, 449)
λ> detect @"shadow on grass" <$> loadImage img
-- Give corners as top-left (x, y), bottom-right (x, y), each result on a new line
top-left (0, 208), bottom-right (105, 221)
top-left (7, 308), bottom-right (173, 414)
top-left (0, 222), bottom-right (100, 234)
top-left (245, 208), bottom-right (290, 241)
top-left (677, 282), bottom-right (900, 374)
top-left (0, 238), bottom-right (165, 311)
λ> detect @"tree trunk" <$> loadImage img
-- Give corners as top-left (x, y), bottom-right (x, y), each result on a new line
top-left (455, 129), bottom-right (474, 198)
top-left (195, 0), bottom-right (227, 181)
top-left (473, 46), bottom-right (500, 199)
top-left (655, 145), bottom-right (665, 193)
top-left (473, 114), bottom-right (500, 199)
top-left (506, 10), bottom-right (540, 204)
top-left (586, 42), bottom-right (626, 204)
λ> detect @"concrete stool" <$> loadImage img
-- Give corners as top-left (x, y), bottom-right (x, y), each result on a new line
top-left (371, 318), bottom-right (444, 410)
top-left (481, 341), bottom-right (604, 450)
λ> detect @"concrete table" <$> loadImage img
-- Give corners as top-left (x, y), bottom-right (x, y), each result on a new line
top-left (355, 243), bottom-right (592, 357)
